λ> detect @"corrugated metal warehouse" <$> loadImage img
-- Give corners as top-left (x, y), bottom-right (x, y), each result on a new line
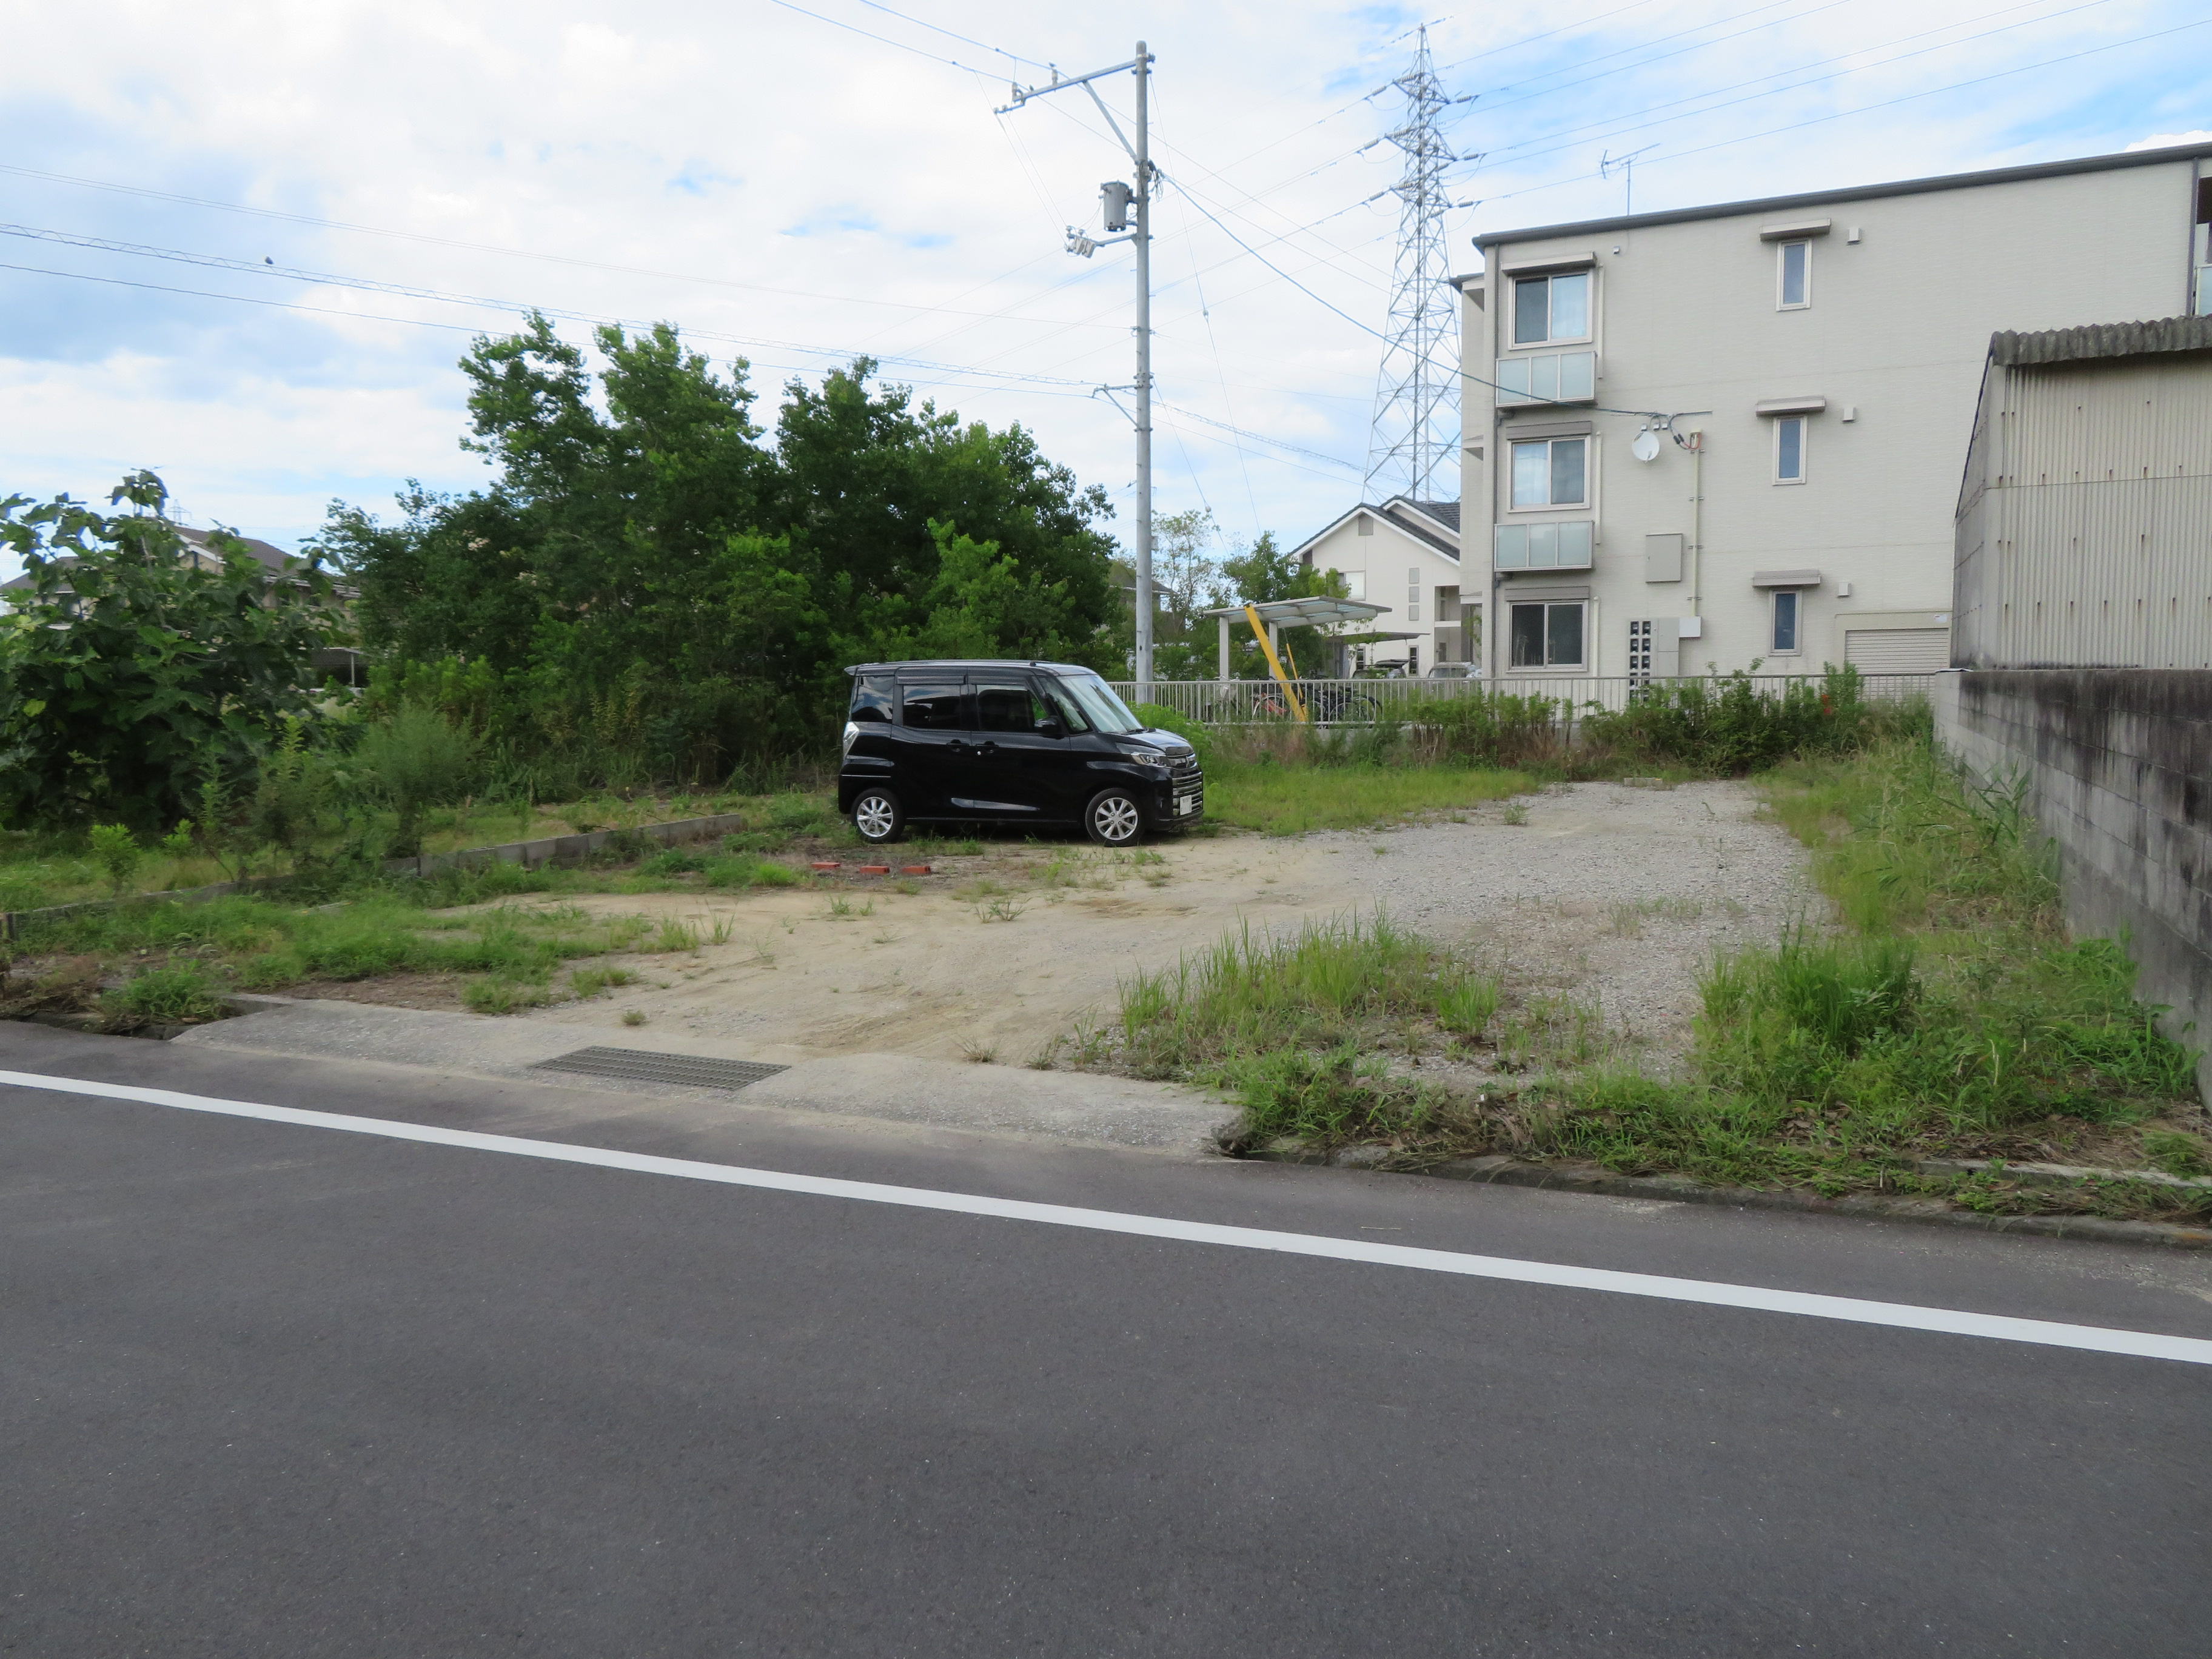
top-left (1954, 315), bottom-right (2212, 669)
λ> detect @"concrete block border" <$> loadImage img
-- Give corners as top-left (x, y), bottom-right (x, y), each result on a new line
top-left (1235, 1144), bottom-right (2212, 1250)
top-left (1, 812), bottom-right (757, 940)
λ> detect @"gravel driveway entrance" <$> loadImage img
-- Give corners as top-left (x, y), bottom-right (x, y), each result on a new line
top-left (501, 779), bottom-right (1811, 1068)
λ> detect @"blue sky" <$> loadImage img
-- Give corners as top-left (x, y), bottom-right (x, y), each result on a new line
top-left (2, 0), bottom-right (2206, 574)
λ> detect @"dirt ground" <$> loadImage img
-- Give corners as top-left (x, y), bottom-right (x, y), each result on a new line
top-left (469, 779), bottom-right (1817, 1067)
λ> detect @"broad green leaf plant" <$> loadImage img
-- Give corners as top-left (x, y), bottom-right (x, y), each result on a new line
top-left (0, 471), bottom-right (343, 828)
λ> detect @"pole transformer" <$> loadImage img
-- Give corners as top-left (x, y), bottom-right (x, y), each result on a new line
top-left (1364, 24), bottom-right (1464, 503)
top-left (999, 44), bottom-right (1157, 682)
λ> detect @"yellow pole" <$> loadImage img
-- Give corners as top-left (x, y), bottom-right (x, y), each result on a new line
top-left (1245, 604), bottom-right (1308, 722)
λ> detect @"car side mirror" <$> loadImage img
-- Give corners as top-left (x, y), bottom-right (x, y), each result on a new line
top-left (1034, 716), bottom-right (1066, 739)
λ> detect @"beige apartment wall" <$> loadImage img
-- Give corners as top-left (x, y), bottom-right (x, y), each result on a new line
top-left (1299, 511), bottom-right (1467, 670)
top-left (1470, 155), bottom-right (2205, 680)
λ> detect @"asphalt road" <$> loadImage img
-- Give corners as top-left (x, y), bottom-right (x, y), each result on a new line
top-left (5, 1019), bottom-right (2210, 1657)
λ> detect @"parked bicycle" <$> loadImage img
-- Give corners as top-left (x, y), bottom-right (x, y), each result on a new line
top-left (1252, 682), bottom-right (1383, 723)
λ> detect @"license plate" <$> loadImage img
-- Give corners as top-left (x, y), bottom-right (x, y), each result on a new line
top-left (1178, 797), bottom-right (1198, 814)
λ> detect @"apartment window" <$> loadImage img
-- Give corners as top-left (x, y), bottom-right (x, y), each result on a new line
top-left (1771, 590), bottom-right (1801, 655)
top-left (1509, 602), bottom-right (1585, 669)
top-left (1510, 436), bottom-right (1588, 508)
top-left (1777, 239), bottom-right (1811, 309)
top-left (1406, 566), bottom-right (1421, 623)
top-left (1511, 270), bottom-right (1591, 345)
top-left (1774, 416), bottom-right (1806, 484)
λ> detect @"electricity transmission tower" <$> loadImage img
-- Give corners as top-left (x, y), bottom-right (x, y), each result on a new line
top-left (1364, 25), bottom-right (1466, 503)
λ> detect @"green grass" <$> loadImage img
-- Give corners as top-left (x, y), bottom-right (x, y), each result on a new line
top-left (97, 962), bottom-right (231, 1029)
top-left (1099, 733), bottom-right (2207, 1222)
top-left (0, 788), bottom-right (848, 913)
top-left (2, 891), bottom-right (655, 1019)
top-left (1205, 763), bottom-right (1533, 836)
top-left (1086, 914), bottom-right (1497, 1148)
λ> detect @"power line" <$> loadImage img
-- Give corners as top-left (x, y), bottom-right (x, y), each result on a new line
top-left (1168, 175), bottom-right (1681, 421)
top-left (851, 0), bottom-right (1048, 69)
top-left (1155, 401), bottom-right (1362, 472)
top-left (760, 0), bottom-right (999, 78)
top-left (1478, 0), bottom-right (2128, 178)
top-left (1471, 0), bottom-right (1849, 115)
top-left (1471, 10), bottom-right (2212, 214)
top-left (0, 163), bottom-right (1117, 330)
top-left (0, 256), bottom-right (1108, 404)
top-left (0, 222), bottom-right (1132, 393)
top-left (1432, 0), bottom-right (1667, 74)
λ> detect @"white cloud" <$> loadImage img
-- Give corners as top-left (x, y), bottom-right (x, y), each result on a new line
top-left (2128, 130), bottom-right (2212, 149)
top-left (2, 0), bottom-right (2207, 575)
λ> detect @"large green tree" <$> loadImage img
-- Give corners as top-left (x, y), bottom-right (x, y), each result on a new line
top-left (0, 472), bottom-right (340, 828)
top-left (322, 320), bottom-right (1122, 778)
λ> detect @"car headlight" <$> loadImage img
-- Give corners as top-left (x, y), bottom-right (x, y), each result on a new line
top-left (1116, 746), bottom-right (1161, 764)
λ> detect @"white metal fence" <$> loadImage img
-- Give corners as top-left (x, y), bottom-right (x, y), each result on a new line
top-left (1107, 673), bottom-right (1940, 725)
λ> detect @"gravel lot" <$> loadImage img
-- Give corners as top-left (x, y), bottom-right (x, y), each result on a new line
top-left (488, 777), bottom-right (1817, 1067)
top-left (1350, 778), bottom-right (1817, 1054)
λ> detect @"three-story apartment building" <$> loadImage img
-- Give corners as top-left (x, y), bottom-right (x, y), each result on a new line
top-left (1462, 139), bottom-right (2212, 685)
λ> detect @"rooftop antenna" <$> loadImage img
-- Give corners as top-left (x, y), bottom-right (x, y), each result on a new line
top-left (1364, 24), bottom-right (1472, 503)
top-left (1600, 144), bottom-right (1659, 219)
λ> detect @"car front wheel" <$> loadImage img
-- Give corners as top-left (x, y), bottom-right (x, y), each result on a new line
top-left (1084, 787), bottom-right (1144, 846)
top-left (852, 788), bottom-right (905, 844)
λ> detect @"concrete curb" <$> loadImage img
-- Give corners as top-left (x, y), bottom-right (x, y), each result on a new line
top-left (1234, 1145), bottom-right (2212, 1250)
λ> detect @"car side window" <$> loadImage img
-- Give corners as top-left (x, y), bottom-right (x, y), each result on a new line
top-left (973, 682), bottom-right (1044, 733)
top-left (899, 683), bottom-right (965, 729)
top-left (1040, 680), bottom-right (1091, 732)
top-left (850, 673), bottom-right (896, 723)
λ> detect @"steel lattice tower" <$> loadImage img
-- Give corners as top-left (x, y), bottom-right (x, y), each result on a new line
top-left (1364, 25), bottom-right (1461, 502)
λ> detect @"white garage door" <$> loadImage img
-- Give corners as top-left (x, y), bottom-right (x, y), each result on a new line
top-left (1844, 627), bottom-right (1949, 674)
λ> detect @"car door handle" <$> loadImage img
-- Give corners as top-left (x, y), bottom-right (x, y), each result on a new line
top-left (976, 740), bottom-right (999, 757)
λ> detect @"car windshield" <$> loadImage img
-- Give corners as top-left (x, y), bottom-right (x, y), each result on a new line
top-left (1050, 671), bottom-right (1143, 736)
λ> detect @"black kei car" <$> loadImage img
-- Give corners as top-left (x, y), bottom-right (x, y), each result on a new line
top-left (837, 660), bottom-right (1204, 846)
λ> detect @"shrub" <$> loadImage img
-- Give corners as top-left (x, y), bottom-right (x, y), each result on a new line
top-left (1401, 689), bottom-right (1564, 768)
top-left (1579, 665), bottom-right (1926, 775)
top-left (0, 472), bottom-right (342, 828)
top-left (87, 824), bottom-right (141, 896)
top-left (353, 703), bottom-right (484, 854)
top-left (99, 962), bottom-right (229, 1027)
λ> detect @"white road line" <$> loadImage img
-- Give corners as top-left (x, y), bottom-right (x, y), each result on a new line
top-left (8, 1065), bottom-right (2211, 1367)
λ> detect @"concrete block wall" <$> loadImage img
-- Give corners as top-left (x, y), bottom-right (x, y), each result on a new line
top-left (1936, 668), bottom-right (2212, 1106)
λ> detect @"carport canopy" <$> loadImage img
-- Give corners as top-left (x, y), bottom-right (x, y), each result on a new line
top-left (1201, 595), bottom-right (1392, 681)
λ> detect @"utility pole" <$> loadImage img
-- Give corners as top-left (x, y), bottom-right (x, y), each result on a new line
top-left (1000, 44), bottom-right (1157, 682)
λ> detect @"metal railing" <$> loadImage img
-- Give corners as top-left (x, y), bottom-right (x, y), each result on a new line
top-left (1108, 672), bottom-right (1939, 725)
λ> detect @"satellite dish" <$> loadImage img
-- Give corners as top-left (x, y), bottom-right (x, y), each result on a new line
top-left (1632, 427), bottom-right (1663, 463)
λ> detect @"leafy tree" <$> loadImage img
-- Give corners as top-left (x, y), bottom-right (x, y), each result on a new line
top-left (1211, 531), bottom-right (1352, 679)
top-left (324, 324), bottom-right (1122, 778)
top-left (1146, 508), bottom-right (1222, 680)
top-left (0, 472), bottom-right (340, 828)
top-left (771, 361), bottom-right (1118, 665)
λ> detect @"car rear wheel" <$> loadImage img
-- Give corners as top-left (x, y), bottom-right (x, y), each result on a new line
top-left (852, 788), bottom-right (905, 844)
top-left (1085, 787), bottom-right (1144, 846)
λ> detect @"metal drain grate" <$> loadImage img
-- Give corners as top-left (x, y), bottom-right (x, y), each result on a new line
top-left (530, 1046), bottom-right (789, 1092)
